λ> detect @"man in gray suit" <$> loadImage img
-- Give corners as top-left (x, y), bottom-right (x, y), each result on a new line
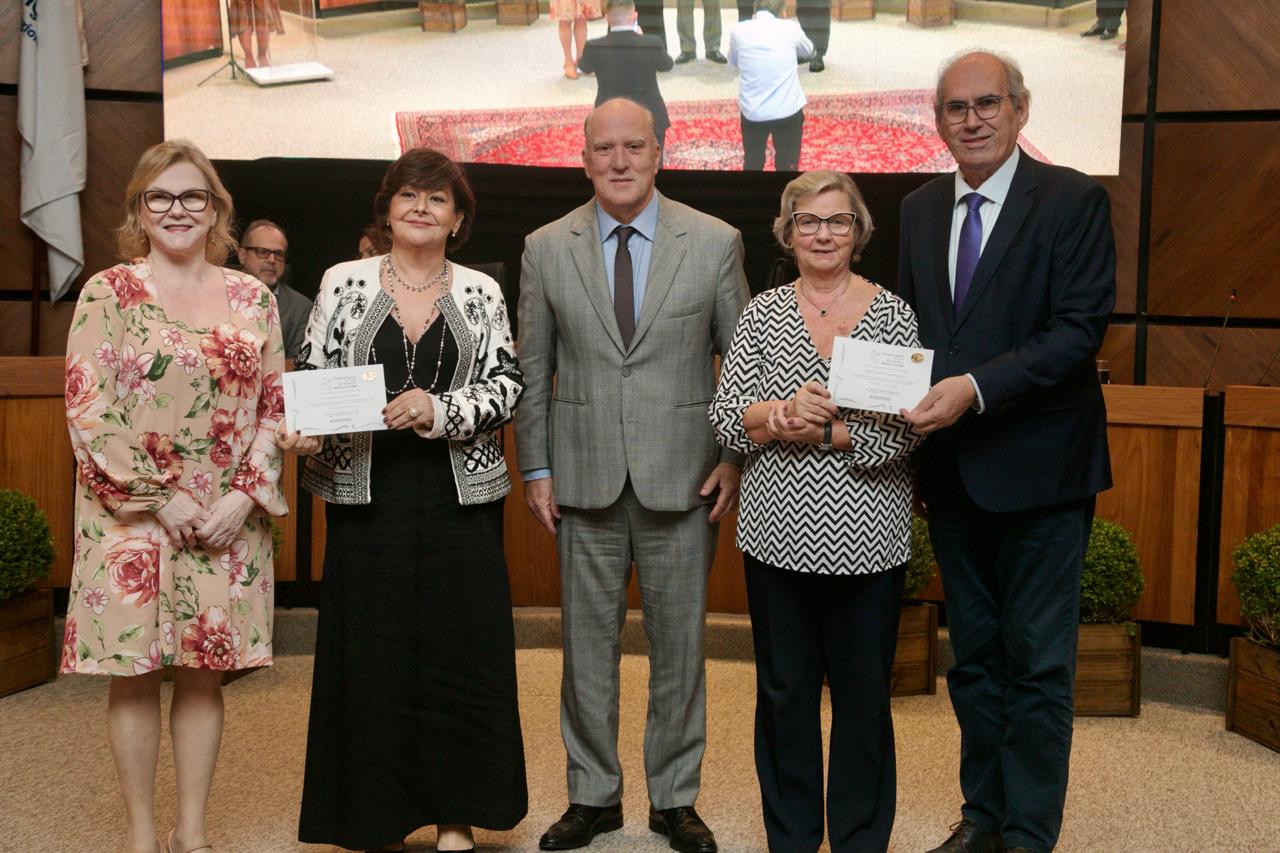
top-left (237, 219), bottom-right (312, 360)
top-left (516, 97), bottom-right (749, 853)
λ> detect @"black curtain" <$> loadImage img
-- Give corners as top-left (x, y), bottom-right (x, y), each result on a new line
top-left (214, 159), bottom-right (933, 334)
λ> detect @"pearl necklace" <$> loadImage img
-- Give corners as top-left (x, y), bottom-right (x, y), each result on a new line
top-left (377, 255), bottom-right (450, 394)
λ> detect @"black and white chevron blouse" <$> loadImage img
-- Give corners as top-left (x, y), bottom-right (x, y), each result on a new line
top-left (710, 285), bottom-right (924, 575)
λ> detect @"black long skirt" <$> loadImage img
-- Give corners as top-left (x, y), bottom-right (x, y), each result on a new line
top-left (298, 422), bottom-right (528, 849)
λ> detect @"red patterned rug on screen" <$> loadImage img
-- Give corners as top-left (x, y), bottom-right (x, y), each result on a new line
top-left (395, 90), bottom-right (1048, 172)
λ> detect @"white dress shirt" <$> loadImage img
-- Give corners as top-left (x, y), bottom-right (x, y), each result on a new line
top-left (727, 12), bottom-right (813, 123)
top-left (947, 147), bottom-right (1021, 412)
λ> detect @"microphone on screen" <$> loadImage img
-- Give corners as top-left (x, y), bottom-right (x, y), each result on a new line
top-left (1202, 288), bottom-right (1238, 389)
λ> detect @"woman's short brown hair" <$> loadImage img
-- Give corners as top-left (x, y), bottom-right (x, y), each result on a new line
top-left (116, 139), bottom-right (238, 265)
top-left (771, 170), bottom-right (874, 261)
top-left (373, 148), bottom-right (476, 252)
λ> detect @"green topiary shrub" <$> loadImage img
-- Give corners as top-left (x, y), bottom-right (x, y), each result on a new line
top-left (1231, 523), bottom-right (1280, 651)
top-left (904, 515), bottom-right (937, 601)
top-left (1081, 518), bottom-right (1144, 624)
top-left (0, 489), bottom-right (55, 603)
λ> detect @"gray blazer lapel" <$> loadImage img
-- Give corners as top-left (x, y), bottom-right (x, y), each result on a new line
top-left (567, 203), bottom-right (626, 355)
top-left (955, 152), bottom-right (1037, 330)
top-left (630, 195), bottom-right (687, 351)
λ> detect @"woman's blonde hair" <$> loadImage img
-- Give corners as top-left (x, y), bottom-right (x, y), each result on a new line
top-left (771, 170), bottom-right (874, 261)
top-left (115, 139), bottom-right (238, 265)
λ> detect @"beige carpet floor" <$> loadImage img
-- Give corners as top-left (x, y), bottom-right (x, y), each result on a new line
top-left (1, 648), bottom-right (1277, 852)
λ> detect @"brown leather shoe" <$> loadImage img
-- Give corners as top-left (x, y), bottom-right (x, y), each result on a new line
top-left (649, 806), bottom-right (717, 853)
top-left (539, 803), bottom-right (623, 850)
top-left (926, 817), bottom-right (1003, 853)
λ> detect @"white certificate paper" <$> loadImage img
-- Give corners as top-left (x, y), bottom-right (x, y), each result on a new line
top-left (827, 339), bottom-right (934, 414)
top-left (282, 365), bottom-right (389, 436)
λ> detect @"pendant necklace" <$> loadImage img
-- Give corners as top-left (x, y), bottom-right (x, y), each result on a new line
top-left (798, 275), bottom-right (850, 317)
top-left (376, 255), bottom-right (450, 394)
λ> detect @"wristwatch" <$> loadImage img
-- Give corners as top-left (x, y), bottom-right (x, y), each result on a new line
top-left (819, 421), bottom-right (833, 451)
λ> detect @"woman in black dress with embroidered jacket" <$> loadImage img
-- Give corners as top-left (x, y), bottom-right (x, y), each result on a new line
top-left (282, 149), bottom-right (526, 853)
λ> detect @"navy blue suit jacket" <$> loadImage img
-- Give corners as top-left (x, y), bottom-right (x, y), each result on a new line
top-left (896, 150), bottom-right (1115, 513)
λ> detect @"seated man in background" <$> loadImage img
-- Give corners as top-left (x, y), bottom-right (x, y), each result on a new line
top-left (728, 0), bottom-right (812, 171)
top-left (237, 218), bottom-right (312, 359)
top-left (578, 0), bottom-right (675, 153)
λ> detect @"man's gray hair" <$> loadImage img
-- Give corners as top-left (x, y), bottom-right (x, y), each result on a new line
top-left (754, 0), bottom-right (784, 14)
top-left (934, 50), bottom-right (1031, 108)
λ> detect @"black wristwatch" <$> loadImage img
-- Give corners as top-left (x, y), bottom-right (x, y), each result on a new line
top-left (819, 421), bottom-right (833, 451)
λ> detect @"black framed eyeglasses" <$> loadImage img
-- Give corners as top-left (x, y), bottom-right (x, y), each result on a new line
top-left (792, 211), bottom-right (857, 237)
top-left (242, 246), bottom-right (287, 262)
top-left (938, 94), bottom-right (1011, 124)
top-left (142, 189), bottom-right (211, 213)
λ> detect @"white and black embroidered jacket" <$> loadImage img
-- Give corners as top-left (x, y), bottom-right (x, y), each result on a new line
top-left (296, 257), bottom-right (524, 506)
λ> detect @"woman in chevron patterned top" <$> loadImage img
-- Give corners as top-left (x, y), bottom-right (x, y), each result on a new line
top-left (709, 169), bottom-right (923, 853)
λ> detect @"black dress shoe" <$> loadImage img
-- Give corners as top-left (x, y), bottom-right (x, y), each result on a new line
top-left (926, 817), bottom-right (1004, 853)
top-left (539, 803), bottom-right (623, 850)
top-left (649, 806), bottom-right (717, 853)
top-left (1080, 21), bottom-right (1105, 36)
top-left (1099, 28), bottom-right (1118, 40)
top-left (705, 49), bottom-right (728, 64)
top-left (674, 51), bottom-right (696, 64)
top-left (809, 55), bottom-right (825, 72)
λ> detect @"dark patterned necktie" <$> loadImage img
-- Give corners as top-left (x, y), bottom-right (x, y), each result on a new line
top-left (613, 225), bottom-right (636, 347)
top-left (953, 192), bottom-right (986, 319)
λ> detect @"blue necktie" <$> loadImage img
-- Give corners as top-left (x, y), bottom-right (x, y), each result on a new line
top-left (954, 192), bottom-right (986, 319)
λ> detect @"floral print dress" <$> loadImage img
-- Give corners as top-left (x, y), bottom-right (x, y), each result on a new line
top-left (61, 262), bottom-right (287, 677)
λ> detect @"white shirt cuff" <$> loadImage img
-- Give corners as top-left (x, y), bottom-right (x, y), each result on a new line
top-left (966, 373), bottom-right (985, 414)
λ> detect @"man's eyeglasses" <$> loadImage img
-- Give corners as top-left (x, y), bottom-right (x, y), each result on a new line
top-left (792, 211), bottom-right (857, 237)
top-left (242, 246), bottom-right (287, 262)
top-left (142, 189), bottom-right (211, 214)
top-left (938, 95), bottom-right (1011, 124)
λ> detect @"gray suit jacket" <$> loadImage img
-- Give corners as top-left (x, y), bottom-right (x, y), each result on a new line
top-left (273, 282), bottom-right (314, 361)
top-left (515, 192), bottom-right (749, 512)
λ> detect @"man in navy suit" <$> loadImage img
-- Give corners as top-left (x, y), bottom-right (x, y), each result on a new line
top-left (578, 0), bottom-right (675, 152)
top-left (897, 51), bottom-right (1115, 853)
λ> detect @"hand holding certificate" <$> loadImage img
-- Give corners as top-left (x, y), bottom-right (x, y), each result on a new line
top-left (283, 365), bottom-right (390, 436)
top-left (827, 338), bottom-right (934, 415)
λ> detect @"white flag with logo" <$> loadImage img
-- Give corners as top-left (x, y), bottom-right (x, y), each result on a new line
top-left (19, 0), bottom-right (89, 303)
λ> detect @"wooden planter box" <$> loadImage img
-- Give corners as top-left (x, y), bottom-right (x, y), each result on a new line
top-left (1227, 636), bottom-right (1280, 753)
top-left (890, 601), bottom-right (938, 696)
top-left (496, 0), bottom-right (539, 24)
top-left (907, 0), bottom-right (953, 27)
top-left (0, 587), bottom-right (57, 697)
top-left (1074, 622), bottom-right (1141, 716)
top-left (833, 0), bottom-right (873, 21)
top-left (421, 0), bottom-right (467, 32)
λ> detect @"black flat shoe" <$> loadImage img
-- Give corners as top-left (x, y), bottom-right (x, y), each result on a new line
top-left (649, 806), bottom-right (717, 853)
top-left (674, 51), bottom-right (696, 64)
top-left (1081, 21), bottom-right (1105, 36)
top-left (809, 55), bottom-right (825, 72)
top-left (1099, 28), bottom-right (1118, 40)
top-left (539, 803), bottom-right (623, 850)
top-left (706, 49), bottom-right (728, 64)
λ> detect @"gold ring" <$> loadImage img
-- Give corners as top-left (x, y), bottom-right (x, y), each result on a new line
top-left (408, 406), bottom-right (419, 418)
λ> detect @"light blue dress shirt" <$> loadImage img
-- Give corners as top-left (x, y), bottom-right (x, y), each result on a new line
top-left (523, 193), bottom-right (661, 481)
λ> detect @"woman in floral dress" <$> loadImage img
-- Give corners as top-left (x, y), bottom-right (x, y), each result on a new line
top-left (551, 0), bottom-right (602, 78)
top-left (62, 139), bottom-right (286, 853)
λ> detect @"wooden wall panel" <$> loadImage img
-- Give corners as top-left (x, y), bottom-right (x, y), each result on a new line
top-left (1146, 326), bottom-right (1280, 392)
top-left (0, 359), bottom-right (75, 590)
top-left (1148, 123), bottom-right (1280, 319)
top-left (274, 454), bottom-right (299, 582)
top-left (1096, 385), bottom-right (1203, 625)
top-left (1156, 0), bottom-right (1280, 112)
top-left (1120, 0), bottom-right (1150, 116)
top-left (0, 1), bottom-right (162, 90)
top-left (0, 99), bottom-right (164, 296)
top-left (1097, 123), bottom-right (1141, 313)
top-left (162, 0), bottom-right (223, 63)
top-left (1217, 387), bottom-right (1280, 626)
top-left (1097, 323), bottom-right (1135, 386)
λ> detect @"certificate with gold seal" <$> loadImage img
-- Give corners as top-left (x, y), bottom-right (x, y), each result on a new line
top-left (827, 339), bottom-right (934, 414)
top-left (283, 365), bottom-right (389, 436)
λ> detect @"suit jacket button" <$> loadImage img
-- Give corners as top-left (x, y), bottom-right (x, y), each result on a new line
top-left (622, 367), bottom-right (632, 377)
top-left (949, 345), bottom-right (960, 356)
